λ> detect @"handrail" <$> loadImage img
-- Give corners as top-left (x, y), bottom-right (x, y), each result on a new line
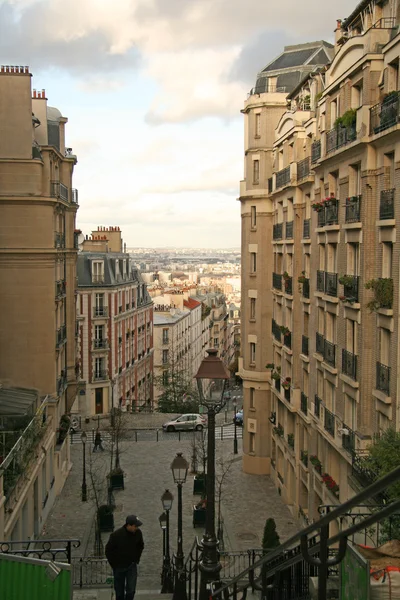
top-left (212, 464), bottom-right (400, 597)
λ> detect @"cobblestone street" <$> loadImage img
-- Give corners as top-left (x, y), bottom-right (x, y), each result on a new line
top-left (41, 415), bottom-right (297, 597)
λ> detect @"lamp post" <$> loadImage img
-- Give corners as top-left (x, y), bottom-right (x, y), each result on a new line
top-left (81, 431), bottom-right (87, 501)
top-left (195, 349), bottom-right (230, 600)
top-left (159, 512), bottom-right (167, 586)
top-left (171, 453), bottom-right (189, 600)
top-left (233, 400), bottom-right (238, 455)
top-left (161, 489), bottom-right (174, 593)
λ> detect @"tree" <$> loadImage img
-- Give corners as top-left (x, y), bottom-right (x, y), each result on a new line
top-left (262, 518), bottom-right (280, 553)
top-left (215, 455), bottom-right (234, 550)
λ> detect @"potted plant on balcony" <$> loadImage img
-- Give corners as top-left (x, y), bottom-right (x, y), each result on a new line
top-left (310, 455), bottom-right (323, 474)
top-left (282, 378), bottom-right (291, 390)
top-left (300, 450), bottom-right (308, 467)
top-left (271, 371), bottom-right (281, 381)
top-left (279, 326), bottom-right (290, 336)
top-left (312, 201), bottom-right (324, 212)
top-left (322, 473), bottom-right (340, 497)
top-left (298, 271), bottom-right (307, 284)
top-left (273, 424), bottom-right (284, 437)
top-left (365, 278), bottom-right (394, 311)
top-left (266, 363), bottom-right (275, 370)
top-left (287, 433), bottom-right (295, 449)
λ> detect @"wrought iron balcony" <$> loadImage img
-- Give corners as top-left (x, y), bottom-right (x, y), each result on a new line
top-left (303, 218), bottom-right (310, 238)
top-left (316, 332), bottom-right (324, 355)
top-left (285, 220), bottom-right (293, 239)
top-left (326, 125), bottom-right (357, 154)
top-left (55, 279), bottom-right (66, 299)
top-left (376, 361), bottom-right (390, 395)
top-left (342, 274), bottom-right (359, 302)
top-left (283, 276), bottom-right (293, 295)
top-left (276, 166), bottom-right (291, 189)
top-left (351, 450), bottom-right (390, 503)
top-left (345, 195), bottom-right (361, 223)
top-left (324, 407), bottom-right (335, 437)
top-left (311, 140), bottom-right (321, 163)
top-left (93, 339), bottom-right (109, 350)
top-left (302, 335), bottom-right (309, 356)
top-left (342, 349), bottom-right (357, 380)
top-left (317, 209), bottom-right (325, 227)
top-left (342, 423), bottom-right (356, 454)
top-left (273, 223), bottom-right (283, 240)
top-left (93, 307), bottom-right (108, 318)
top-left (54, 232), bottom-right (65, 248)
top-left (324, 339), bottom-right (336, 367)
top-left (297, 156), bottom-right (310, 180)
top-left (314, 395), bottom-right (322, 418)
top-left (284, 387), bottom-right (291, 402)
top-left (325, 272), bottom-right (338, 296)
top-left (302, 278), bottom-right (310, 299)
top-left (370, 92), bottom-right (400, 134)
top-left (57, 371), bottom-right (67, 396)
top-left (56, 324), bottom-right (67, 348)
top-left (272, 273), bottom-right (282, 290)
top-left (93, 370), bottom-right (108, 382)
top-left (325, 200), bottom-right (339, 225)
top-left (50, 181), bottom-right (69, 202)
top-left (274, 377), bottom-right (281, 393)
top-left (301, 392), bottom-right (308, 415)
top-left (71, 189), bottom-right (79, 204)
top-left (316, 270), bottom-right (325, 292)
top-left (283, 331), bottom-right (291, 350)
top-left (272, 319), bottom-right (282, 343)
top-left (380, 188), bottom-right (395, 219)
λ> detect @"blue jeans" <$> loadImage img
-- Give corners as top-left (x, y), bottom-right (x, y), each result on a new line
top-left (113, 563), bottom-right (137, 600)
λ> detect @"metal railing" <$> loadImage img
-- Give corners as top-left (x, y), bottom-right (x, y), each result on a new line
top-left (380, 188), bottom-right (395, 219)
top-left (56, 324), bottom-right (67, 348)
top-left (272, 319), bottom-right (281, 343)
top-left (325, 200), bottom-right (339, 225)
top-left (326, 124), bottom-right (357, 153)
top-left (284, 387), bottom-right (291, 402)
top-left (0, 539), bottom-right (80, 564)
top-left (297, 157), bottom-right (310, 180)
top-left (314, 395), bottom-right (322, 418)
top-left (272, 273), bottom-right (282, 290)
top-left (316, 332), bottom-right (324, 355)
top-left (93, 339), bottom-right (109, 350)
top-left (316, 270), bottom-right (325, 292)
top-left (93, 370), bottom-right (108, 382)
top-left (276, 166), bottom-right (291, 189)
top-left (303, 218), bottom-right (310, 238)
top-left (311, 140), bottom-right (321, 163)
top-left (370, 92), bottom-right (400, 134)
top-left (324, 407), bottom-right (335, 437)
top-left (50, 181), bottom-right (69, 202)
top-left (273, 223), bottom-right (283, 240)
top-left (324, 339), bottom-right (336, 367)
top-left (325, 272), bottom-right (337, 296)
top-left (342, 349), bottom-right (357, 380)
top-left (93, 307), bottom-right (108, 317)
top-left (302, 278), bottom-right (310, 298)
top-left (71, 188), bottom-right (79, 204)
top-left (345, 195), bottom-right (361, 222)
top-left (284, 276), bottom-right (293, 295)
top-left (341, 423), bottom-right (356, 454)
top-left (285, 220), bottom-right (293, 239)
top-left (301, 335), bottom-right (309, 356)
top-left (317, 209), bottom-right (325, 227)
top-left (301, 393), bottom-right (308, 415)
top-left (54, 231), bottom-right (65, 248)
top-left (55, 279), bottom-right (66, 299)
top-left (283, 331), bottom-right (292, 350)
top-left (376, 361), bottom-right (390, 394)
top-left (342, 274), bottom-right (359, 302)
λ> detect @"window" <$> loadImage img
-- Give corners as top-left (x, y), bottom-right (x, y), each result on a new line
top-left (250, 342), bottom-right (256, 364)
top-left (382, 242), bottom-right (393, 278)
top-left (250, 252), bottom-right (257, 274)
top-left (95, 325), bottom-right (104, 340)
top-left (95, 357), bottom-right (104, 377)
top-left (92, 261), bottom-right (104, 284)
top-left (250, 298), bottom-right (256, 320)
top-left (162, 350), bottom-right (169, 364)
top-left (255, 113), bottom-right (261, 137)
top-left (351, 83), bottom-right (363, 109)
top-left (162, 371), bottom-right (169, 385)
top-left (251, 205), bottom-right (257, 228)
top-left (115, 259), bottom-right (120, 279)
top-left (162, 328), bottom-right (169, 344)
top-left (253, 160), bottom-right (260, 184)
top-left (249, 387), bottom-right (255, 409)
top-left (122, 259), bottom-right (126, 278)
top-left (249, 432), bottom-right (255, 453)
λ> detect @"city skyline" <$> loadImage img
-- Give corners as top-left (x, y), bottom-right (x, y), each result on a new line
top-left (1, 0), bottom-right (349, 247)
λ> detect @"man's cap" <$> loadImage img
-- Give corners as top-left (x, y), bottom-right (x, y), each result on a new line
top-left (126, 515), bottom-right (142, 527)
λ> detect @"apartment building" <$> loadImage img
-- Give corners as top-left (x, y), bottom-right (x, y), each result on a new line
top-left (76, 228), bottom-right (154, 415)
top-left (0, 66), bottom-right (78, 539)
top-left (240, 0), bottom-right (400, 523)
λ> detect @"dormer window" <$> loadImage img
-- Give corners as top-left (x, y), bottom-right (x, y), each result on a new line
top-left (123, 259), bottom-right (126, 278)
top-left (115, 259), bottom-right (120, 279)
top-left (92, 261), bottom-right (104, 284)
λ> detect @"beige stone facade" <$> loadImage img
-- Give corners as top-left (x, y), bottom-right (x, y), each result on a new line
top-left (240, 1), bottom-right (400, 523)
top-left (76, 228), bottom-right (154, 415)
top-left (0, 66), bottom-right (78, 539)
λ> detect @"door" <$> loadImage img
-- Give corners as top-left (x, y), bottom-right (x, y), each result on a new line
top-left (95, 388), bottom-right (103, 414)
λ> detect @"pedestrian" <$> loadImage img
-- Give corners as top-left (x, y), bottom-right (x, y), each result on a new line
top-left (105, 515), bottom-right (144, 600)
top-left (93, 429), bottom-right (104, 452)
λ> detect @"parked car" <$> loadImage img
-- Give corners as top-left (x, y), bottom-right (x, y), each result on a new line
top-left (233, 409), bottom-right (243, 427)
top-left (162, 414), bottom-right (207, 432)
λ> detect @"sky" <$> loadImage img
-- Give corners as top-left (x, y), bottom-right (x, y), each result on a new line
top-left (1, 0), bottom-right (351, 248)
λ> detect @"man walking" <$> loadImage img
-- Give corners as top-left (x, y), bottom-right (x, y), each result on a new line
top-left (93, 429), bottom-right (104, 452)
top-left (105, 515), bottom-right (144, 600)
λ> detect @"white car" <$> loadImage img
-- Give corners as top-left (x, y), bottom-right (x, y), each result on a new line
top-left (162, 414), bottom-right (207, 432)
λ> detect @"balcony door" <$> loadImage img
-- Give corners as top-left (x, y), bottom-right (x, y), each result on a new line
top-left (95, 388), bottom-right (103, 414)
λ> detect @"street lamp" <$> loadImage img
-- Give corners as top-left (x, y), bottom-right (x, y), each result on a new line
top-left (161, 489), bottom-right (174, 593)
top-left (81, 431), bottom-right (87, 502)
top-left (195, 349), bottom-right (230, 600)
top-left (171, 453), bottom-right (189, 600)
top-left (159, 512), bottom-right (167, 587)
top-left (233, 400), bottom-right (238, 455)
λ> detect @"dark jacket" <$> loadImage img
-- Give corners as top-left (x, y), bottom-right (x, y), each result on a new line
top-left (105, 525), bottom-right (144, 569)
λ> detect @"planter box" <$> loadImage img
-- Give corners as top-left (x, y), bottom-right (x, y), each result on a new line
top-left (109, 472), bottom-right (124, 490)
top-left (193, 476), bottom-right (206, 496)
top-left (98, 506), bottom-right (114, 532)
top-left (193, 506), bottom-right (206, 528)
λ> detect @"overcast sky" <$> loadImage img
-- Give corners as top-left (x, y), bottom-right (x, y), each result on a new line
top-left (2, 0), bottom-right (351, 248)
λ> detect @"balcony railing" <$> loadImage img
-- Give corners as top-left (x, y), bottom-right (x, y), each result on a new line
top-left (376, 362), bottom-right (390, 395)
top-left (273, 223), bottom-right (283, 240)
top-left (93, 307), bottom-right (108, 318)
top-left (342, 423), bottom-right (356, 454)
top-left (302, 278), bottom-right (310, 299)
top-left (285, 221), bottom-right (293, 239)
top-left (317, 209), bottom-right (326, 227)
top-left (342, 349), bottom-right (357, 380)
top-left (326, 125), bottom-right (357, 154)
top-left (57, 371), bottom-right (67, 395)
top-left (324, 407), bottom-right (335, 437)
top-left (55, 279), bottom-right (66, 299)
top-left (342, 274), bottom-right (359, 302)
top-left (303, 218), bottom-right (310, 238)
top-left (276, 166), bottom-right (291, 189)
top-left (71, 189), bottom-right (79, 204)
top-left (93, 339), bottom-right (108, 350)
top-left (272, 273), bottom-right (282, 290)
top-left (272, 319), bottom-right (281, 343)
top-left (93, 370), bottom-right (108, 382)
top-left (301, 392), bottom-right (308, 415)
top-left (284, 387), bottom-right (291, 402)
top-left (56, 325), bottom-right (67, 348)
top-left (325, 200), bottom-right (339, 225)
top-left (54, 232), bottom-right (65, 248)
top-left (50, 181), bottom-right (69, 202)
top-left (370, 92), bottom-right (400, 134)
top-left (297, 157), bottom-right (310, 180)
top-left (380, 188), bottom-right (395, 220)
top-left (316, 270), bottom-right (325, 292)
top-left (302, 335), bottom-right (309, 356)
top-left (92, 274), bottom-right (105, 284)
top-left (324, 339), bottom-right (336, 367)
top-left (325, 272), bottom-right (338, 296)
top-left (316, 332), bottom-right (324, 355)
top-left (283, 331), bottom-right (291, 350)
top-left (311, 140), bottom-right (321, 163)
top-left (314, 395), bottom-right (322, 418)
top-left (345, 195), bottom-right (361, 223)
top-left (283, 276), bottom-right (293, 295)
top-left (274, 378), bottom-right (281, 393)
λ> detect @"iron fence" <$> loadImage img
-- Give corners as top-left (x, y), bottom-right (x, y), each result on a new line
top-left (324, 339), bottom-right (336, 367)
top-left (285, 220), bottom-right (293, 239)
top-left (342, 349), bottom-right (357, 380)
top-left (345, 195), bottom-right (361, 223)
top-left (302, 278), bottom-right (310, 298)
top-left (311, 140), bottom-right (321, 163)
top-left (325, 272), bottom-right (337, 296)
top-left (376, 361), bottom-right (390, 395)
top-left (380, 188), bottom-right (395, 219)
top-left (276, 166), bottom-right (291, 189)
top-left (297, 157), bottom-right (310, 180)
top-left (370, 92), bottom-right (400, 134)
top-left (273, 223), bottom-right (283, 240)
top-left (272, 273), bottom-right (282, 290)
top-left (324, 407), bottom-right (335, 437)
